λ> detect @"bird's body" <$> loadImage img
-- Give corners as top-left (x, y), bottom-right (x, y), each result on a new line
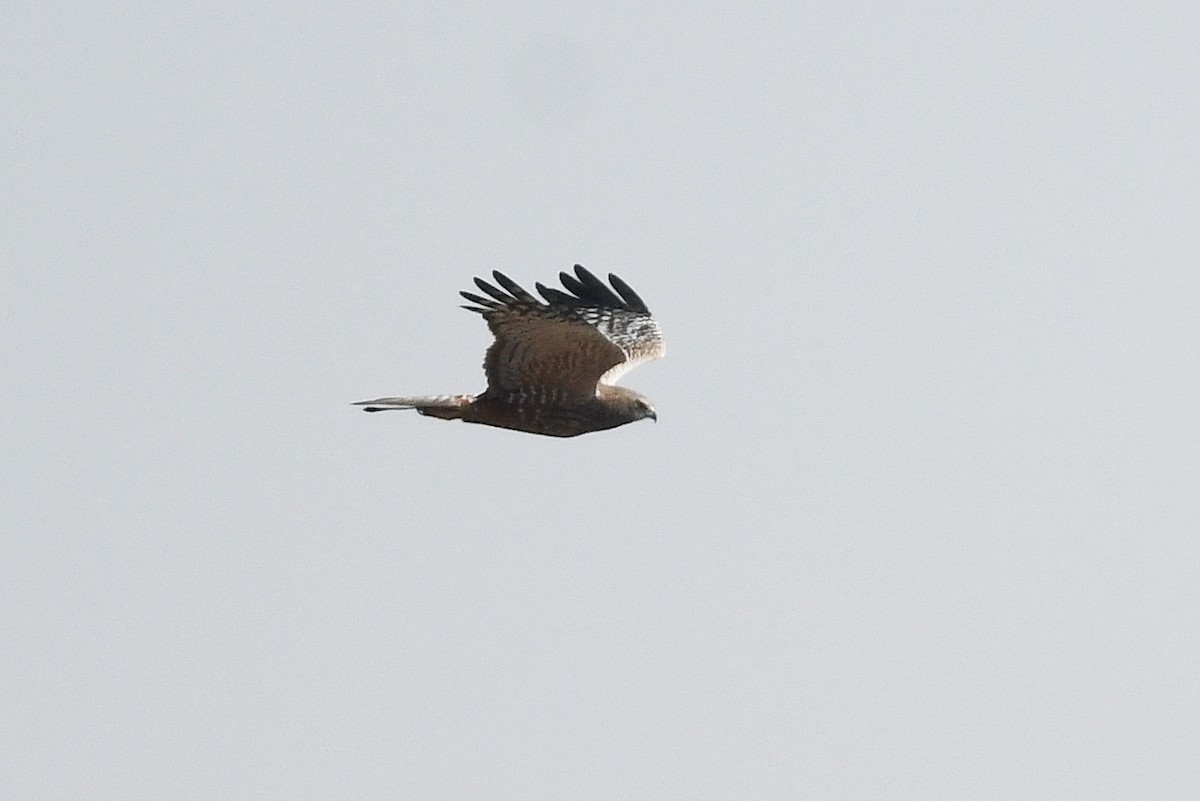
top-left (355, 265), bottom-right (664, 437)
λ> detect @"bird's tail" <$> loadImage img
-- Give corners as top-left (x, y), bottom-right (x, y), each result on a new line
top-left (352, 394), bottom-right (474, 419)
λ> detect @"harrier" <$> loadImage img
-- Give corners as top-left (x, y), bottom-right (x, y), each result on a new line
top-left (354, 265), bottom-right (665, 437)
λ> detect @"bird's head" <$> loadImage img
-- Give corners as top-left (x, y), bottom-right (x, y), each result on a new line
top-left (633, 396), bottom-right (657, 423)
top-left (599, 385), bottom-right (656, 426)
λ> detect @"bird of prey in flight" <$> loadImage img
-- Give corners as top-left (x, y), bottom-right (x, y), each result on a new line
top-left (354, 265), bottom-right (665, 437)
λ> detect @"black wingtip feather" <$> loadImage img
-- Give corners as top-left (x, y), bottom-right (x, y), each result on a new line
top-left (491, 271), bottom-right (538, 304)
top-left (459, 295), bottom-right (499, 314)
top-left (607, 273), bottom-right (650, 314)
top-left (558, 270), bottom-right (586, 298)
top-left (472, 277), bottom-right (512, 304)
top-left (555, 265), bottom-right (622, 308)
top-left (538, 285), bottom-right (579, 306)
top-left (576, 265), bottom-right (623, 306)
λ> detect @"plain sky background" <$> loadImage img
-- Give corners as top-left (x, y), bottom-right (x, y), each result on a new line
top-left (3, 2), bottom-right (1198, 799)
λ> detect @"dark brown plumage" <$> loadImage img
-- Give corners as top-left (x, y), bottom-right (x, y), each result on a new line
top-left (354, 265), bottom-right (665, 437)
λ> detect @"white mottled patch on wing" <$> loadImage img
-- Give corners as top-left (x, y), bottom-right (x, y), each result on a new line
top-left (598, 336), bottom-right (666, 387)
top-left (594, 311), bottom-right (665, 387)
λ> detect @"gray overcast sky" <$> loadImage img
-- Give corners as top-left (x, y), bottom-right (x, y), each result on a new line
top-left (3, 2), bottom-right (1198, 799)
